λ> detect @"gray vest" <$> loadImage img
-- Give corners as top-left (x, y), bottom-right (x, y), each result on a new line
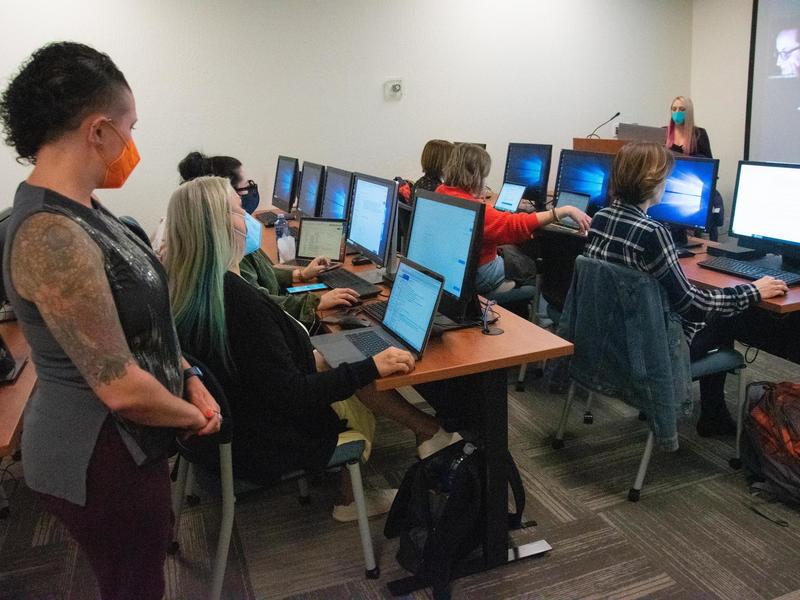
top-left (2, 182), bottom-right (183, 506)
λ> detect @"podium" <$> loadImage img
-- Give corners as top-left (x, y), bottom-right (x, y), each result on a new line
top-left (572, 137), bottom-right (628, 154)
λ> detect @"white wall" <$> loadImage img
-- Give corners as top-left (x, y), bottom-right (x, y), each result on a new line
top-left (0, 0), bottom-right (693, 232)
top-left (690, 0), bottom-right (753, 230)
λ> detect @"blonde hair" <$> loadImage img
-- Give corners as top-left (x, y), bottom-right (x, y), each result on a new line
top-left (420, 139), bottom-right (454, 180)
top-left (442, 143), bottom-right (491, 196)
top-left (164, 176), bottom-right (237, 365)
top-left (666, 95), bottom-right (697, 155)
top-left (611, 142), bottom-right (674, 206)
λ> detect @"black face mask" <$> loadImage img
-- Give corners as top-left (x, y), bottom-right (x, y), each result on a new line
top-left (236, 180), bottom-right (260, 214)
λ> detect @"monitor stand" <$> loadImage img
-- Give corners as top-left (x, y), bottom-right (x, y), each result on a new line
top-left (670, 226), bottom-right (703, 249)
top-left (435, 294), bottom-right (483, 330)
top-left (746, 254), bottom-right (800, 275)
top-left (359, 268), bottom-right (385, 285)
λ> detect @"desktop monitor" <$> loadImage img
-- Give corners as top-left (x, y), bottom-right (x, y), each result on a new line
top-left (554, 149), bottom-right (613, 213)
top-left (503, 143), bottom-right (552, 208)
top-left (297, 162), bottom-right (325, 217)
top-left (272, 155), bottom-right (299, 212)
top-left (648, 156), bottom-right (719, 231)
top-left (346, 173), bottom-right (398, 268)
top-left (729, 161), bottom-right (800, 265)
top-left (407, 189), bottom-right (485, 324)
top-left (320, 167), bottom-right (353, 220)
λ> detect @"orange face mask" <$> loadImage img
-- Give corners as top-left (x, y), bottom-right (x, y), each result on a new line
top-left (96, 120), bottom-right (140, 189)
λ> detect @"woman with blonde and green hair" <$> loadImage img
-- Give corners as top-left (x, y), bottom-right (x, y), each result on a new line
top-left (164, 176), bottom-right (454, 520)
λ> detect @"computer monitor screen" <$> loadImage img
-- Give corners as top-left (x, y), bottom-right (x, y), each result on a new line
top-left (407, 190), bottom-right (482, 301)
top-left (647, 156), bottom-right (718, 230)
top-left (347, 173), bottom-right (397, 266)
top-left (320, 167), bottom-right (353, 220)
top-left (554, 150), bottom-right (613, 211)
top-left (297, 162), bottom-right (324, 217)
top-left (494, 182), bottom-right (526, 213)
top-left (296, 218), bottom-right (346, 262)
top-left (272, 155), bottom-right (299, 212)
top-left (729, 161), bottom-right (800, 254)
top-left (383, 260), bottom-right (443, 354)
top-left (503, 143), bottom-right (552, 206)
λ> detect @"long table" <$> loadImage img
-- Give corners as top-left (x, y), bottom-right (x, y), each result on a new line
top-left (258, 220), bottom-right (574, 593)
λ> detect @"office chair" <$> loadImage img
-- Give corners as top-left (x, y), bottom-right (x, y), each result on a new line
top-left (551, 257), bottom-right (747, 502)
top-left (169, 355), bottom-right (379, 600)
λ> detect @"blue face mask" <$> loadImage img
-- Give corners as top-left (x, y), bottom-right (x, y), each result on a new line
top-left (243, 212), bottom-right (262, 255)
top-left (671, 110), bottom-right (685, 125)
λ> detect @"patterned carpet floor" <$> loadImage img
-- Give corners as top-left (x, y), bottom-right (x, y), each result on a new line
top-left (1, 344), bottom-right (799, 599)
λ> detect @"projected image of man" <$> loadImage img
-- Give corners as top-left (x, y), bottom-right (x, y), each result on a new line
top-left (775, 27), bottom-right (800, 77)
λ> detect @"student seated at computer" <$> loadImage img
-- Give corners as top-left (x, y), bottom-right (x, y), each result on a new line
top-left (585, 141), bottom-right (788, 436)
top-left (164, 176), bottom-right (456, 520)
top-left (156, 151), bottom-right (359, 328)
top-left (436, 143), bottom-right (591, 303)
top-left (415, 139), bottom-right (454, 193)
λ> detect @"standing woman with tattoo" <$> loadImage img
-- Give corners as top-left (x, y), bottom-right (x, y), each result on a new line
top-left (0, 43), bottom-right (221, 599)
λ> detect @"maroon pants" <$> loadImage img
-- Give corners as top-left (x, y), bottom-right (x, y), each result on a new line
top-left (38, 418), bottom-right (173, 600)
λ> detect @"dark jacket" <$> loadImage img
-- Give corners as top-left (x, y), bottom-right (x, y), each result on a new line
top-left (557, 256), bottom-right (692, 451)
top-left (188, 272), bottom-right (378, 483)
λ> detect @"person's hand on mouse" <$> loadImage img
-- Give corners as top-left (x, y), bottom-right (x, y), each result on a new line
top-left (299, 256), bottom-right (331, 280)
top-left (318, 287), bottom-right (360, 311)
top-left (372, 347), bottom-right (416, 377)
top-left (754, 275), bottom-right (789, 299)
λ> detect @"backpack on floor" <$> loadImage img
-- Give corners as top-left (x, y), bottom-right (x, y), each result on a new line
top-left (384, 440), bottom-right (528, 598)
top-left (742, 381), bottom-right (800, 505)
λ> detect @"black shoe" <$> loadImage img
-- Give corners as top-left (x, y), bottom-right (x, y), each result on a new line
top-left (696, 413), bottom-right (737, 438)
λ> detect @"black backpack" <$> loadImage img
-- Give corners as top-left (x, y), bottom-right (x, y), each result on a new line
top-left (384, 440), bottom-right (529, 599)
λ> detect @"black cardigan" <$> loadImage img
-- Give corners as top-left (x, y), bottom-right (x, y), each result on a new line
top-left (190, 272), bottom-right (379, 484)
top-left (670, 126), bottom-right (712, 158)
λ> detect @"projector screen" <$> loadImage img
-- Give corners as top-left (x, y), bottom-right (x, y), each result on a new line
top-left (746, 0), bottom-right (800, 162)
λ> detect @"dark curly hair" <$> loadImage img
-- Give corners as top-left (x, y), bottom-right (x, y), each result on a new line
top-left (0, 42), bottom-right (130, 164)
top-left (178, 151), bottom-right (243, 187)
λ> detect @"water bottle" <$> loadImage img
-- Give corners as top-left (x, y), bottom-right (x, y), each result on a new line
top-left (440, 443), bottom-right (476, 493)
top-left (274, 213), bottom-right (288, 239)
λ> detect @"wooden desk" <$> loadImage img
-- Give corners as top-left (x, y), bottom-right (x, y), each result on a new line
top-left (0, 320), bottom-right (35, 517)
top-left (257, 221), bottom-right (573, 593)
top-left (680, 243), bottom-right (800, 314)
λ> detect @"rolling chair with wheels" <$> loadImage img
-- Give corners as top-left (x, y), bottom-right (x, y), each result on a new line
top-left (170, 356), bottom-right (379, 600)
top-left (551, 257), bottom-right (746, 502)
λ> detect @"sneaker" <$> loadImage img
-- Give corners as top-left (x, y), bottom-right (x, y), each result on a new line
top-left (332, 488), bottom-right (397, 522)
top-left (417, 428), bottom-right (463, 460)
top-left (696, 414), bottom-right (737, 438)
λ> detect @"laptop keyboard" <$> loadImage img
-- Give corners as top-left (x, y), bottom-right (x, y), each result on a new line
top-left (318, 269), bottom-right (381, 298)
top-left (346, 330), bottom-right (392, 357)
top-left (362, 300), bottom-right (388, 321)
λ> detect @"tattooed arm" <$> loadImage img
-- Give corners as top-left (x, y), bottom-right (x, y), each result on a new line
top-left (11, 212), bottom-right (217, 434)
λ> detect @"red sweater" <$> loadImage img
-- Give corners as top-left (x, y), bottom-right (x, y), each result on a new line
top-left (435, 184), bottom-right (540, 266)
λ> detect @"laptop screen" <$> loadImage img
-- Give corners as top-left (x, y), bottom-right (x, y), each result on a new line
top-left (555, 191), bottom-right (590, 228)
top-left (494, 182), bottom-right (526, 212)
top-left (382, 261), bottom-right (442, 353)
top-left (297, 218), bottom-right (346, 261)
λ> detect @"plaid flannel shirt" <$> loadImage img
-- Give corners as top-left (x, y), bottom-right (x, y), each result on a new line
top-left (584, 203), bottom-right (760, 341)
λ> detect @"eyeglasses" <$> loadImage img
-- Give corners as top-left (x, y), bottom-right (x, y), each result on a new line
top-left (775, 45), bottom-right (800, 61)
top-left (234, 180), bottom-right (257, 194)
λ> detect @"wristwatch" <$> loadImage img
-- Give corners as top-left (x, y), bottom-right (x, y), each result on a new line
top-left (183, 365), bottom-right (203, 381)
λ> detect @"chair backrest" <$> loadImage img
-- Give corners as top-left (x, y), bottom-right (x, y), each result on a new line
top-left (119, 215), bottom-right (152, 248)
top-left (176, 353), bottom-right (234, 465)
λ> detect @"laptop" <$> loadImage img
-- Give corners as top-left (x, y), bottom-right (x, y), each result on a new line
top-left (282, 217), bottom-right (346, 266)
top-left (494, 182), bottom-right (526, 213)
top-left (312, 258), bottom-right (444, 367)
top-left (551, 191), bottom-right (591, 231)
top-left (617, 122), bottom-right (666, 144)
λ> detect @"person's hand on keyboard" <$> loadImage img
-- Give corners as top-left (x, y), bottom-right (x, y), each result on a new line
top-left (754, 275), bottom-right (789, 298)
top-left (373, 347), bottom-right (416, 377)
top-left (318, 288), bottom-right (360, 311)
top-left (300, 256), bottom-right (332, 280)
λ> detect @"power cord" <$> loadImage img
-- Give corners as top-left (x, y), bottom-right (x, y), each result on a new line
top-left (481, 300), bottom-right (504, 335)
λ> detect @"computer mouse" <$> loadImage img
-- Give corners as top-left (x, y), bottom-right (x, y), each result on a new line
top-left (338, 315), bottom-right (371, 329)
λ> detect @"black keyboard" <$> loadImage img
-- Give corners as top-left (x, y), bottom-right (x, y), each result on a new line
top-left (255, 211), bottom-right (295, 228)
top-left (317, 269), bottom-right (381, 298)
top-left (698, 256), bottom-right (800, 286)
top-left (362, 300), bottom-right (388, 322)
top-left (346, 330), bottom-right (391, 357)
